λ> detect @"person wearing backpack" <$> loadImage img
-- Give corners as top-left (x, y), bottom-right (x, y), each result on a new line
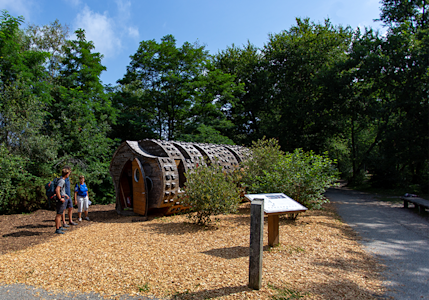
top-left (54, 168), bottom-right (71, 234)
top-left (45, 178), bottom-right (59, 209)
top-left (61, 166), bottom-right (78, 228)
top-left (74, 175), bottom-right (90, 222)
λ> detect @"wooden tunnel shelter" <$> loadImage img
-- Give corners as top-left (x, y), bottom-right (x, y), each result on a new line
top-left (109, 139), bottom-right (251, 216)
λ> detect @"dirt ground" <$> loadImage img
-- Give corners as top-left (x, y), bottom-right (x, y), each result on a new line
top-left (0, 203), bottom-right (125, 255)
top-left (0, 202), bottom-right (386, 299)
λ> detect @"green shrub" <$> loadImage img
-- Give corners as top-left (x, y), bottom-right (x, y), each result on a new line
top-left (180, 162), bottom-right (242, 226)
top-left (0, 145), bottom-right (48, 213)
top-left (242, 139), bottom-right (340, 209)
top-left (241, 138), bottom-right (284, 181)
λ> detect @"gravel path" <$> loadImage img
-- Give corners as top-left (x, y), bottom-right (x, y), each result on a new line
top-left (325, 187), bottom-right (429, 299)
top-left (0, 283), bottom-right (163, 300)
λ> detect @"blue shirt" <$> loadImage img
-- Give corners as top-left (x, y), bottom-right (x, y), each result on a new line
top-left (75, 183), bottom-right (88, 197)
top-left (65, 178), bottom-right (71, 197)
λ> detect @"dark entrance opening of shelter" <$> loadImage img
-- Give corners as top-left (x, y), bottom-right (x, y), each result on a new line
top-left (175, 159), bottom-right (186, 188)
top-left (118, 158), bottom-right (148, 216)
top-left (119, 160), bottom-right (133, 210)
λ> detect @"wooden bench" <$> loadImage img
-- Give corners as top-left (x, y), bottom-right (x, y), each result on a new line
top-left (401, 196), bottom-right (429, 214)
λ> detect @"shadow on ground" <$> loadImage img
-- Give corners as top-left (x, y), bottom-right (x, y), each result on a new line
top-left (170, 285), bottom-right (250, 299)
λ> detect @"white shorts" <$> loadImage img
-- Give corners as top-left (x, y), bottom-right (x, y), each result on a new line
top-left (77, 195), bottom-right (89, 212)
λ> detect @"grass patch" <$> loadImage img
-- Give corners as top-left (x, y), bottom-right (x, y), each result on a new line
top-left (269, 244), bottom-right (305, 255)
top-left (138, 282), bottom-right (150, 292)
top-left (269, 284), bottom-right (308, 299)
top-left (154, 216), bottom-right (174, 223)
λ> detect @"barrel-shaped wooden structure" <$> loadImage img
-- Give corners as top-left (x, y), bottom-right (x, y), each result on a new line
top-left (109, 139), bottom-right (250, 216)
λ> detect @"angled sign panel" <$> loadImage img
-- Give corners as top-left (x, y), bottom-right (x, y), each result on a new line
top-left (245, 193), bottom-right (307, 214)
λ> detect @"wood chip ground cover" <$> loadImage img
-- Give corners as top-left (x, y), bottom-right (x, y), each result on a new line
top-left (0, 203), bottom-right (385, 299)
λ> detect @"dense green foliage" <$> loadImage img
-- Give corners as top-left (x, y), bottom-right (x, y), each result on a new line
top-left (48, 28), bottom-right (117, 204)
top-left (180, 162), bottom-right (242, 226)
top-left (0, 0), bottom-right (427, 213)
top-left (114, 34), bottom-right (240, 142)
top-left (0, 11), bottom-right (116, 212)
top-left (242, 139), bottom-right (340, 209)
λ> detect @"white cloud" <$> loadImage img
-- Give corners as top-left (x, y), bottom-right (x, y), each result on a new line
top-left (74, 5), bottom-right (121, 58)
top-left (0, 0), bottom-right (35, 21)
top-left (63, 0), bottom-right (81, 7)
top-left (128, 26), bottom-right (139, 38)
top-left (116, 0), bottom-right (139, 38)
top-left (71, 1), bottom-right (140, 59)
top-left (116, 0), bottom-right (131, 19)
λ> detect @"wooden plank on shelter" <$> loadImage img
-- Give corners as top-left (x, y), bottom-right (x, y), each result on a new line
top-left (132, 158), bottom-right (148, 216)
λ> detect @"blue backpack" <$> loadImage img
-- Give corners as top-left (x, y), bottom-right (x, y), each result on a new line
top-left (45, 178), bottom-right (59, 208)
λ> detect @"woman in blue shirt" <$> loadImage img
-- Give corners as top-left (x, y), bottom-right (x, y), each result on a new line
top-left (74, 175), bottom-right (90, 221)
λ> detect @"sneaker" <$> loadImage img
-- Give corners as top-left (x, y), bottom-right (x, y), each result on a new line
top-left (62, 223), bottom-right (70, 228)
top-left (55, 229), bottom-right (65, 234)
top-left (59, 227), bottom-right (67, 231)
top-left (70, 221), bottom-right (78, 225)
top-left (84, 217), bottom-right (90, 221)
top-left (78, 218), bottom-right (82, 222)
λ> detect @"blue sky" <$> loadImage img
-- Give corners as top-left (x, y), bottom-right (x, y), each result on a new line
top-left (1, 0), bottom-right (385, 86)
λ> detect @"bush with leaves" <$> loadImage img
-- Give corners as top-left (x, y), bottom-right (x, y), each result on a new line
top-left (242, 138), bottom-right (340, 209)
top-left (0, 145), bottom-right (48, 213)
top-left (240, 138), bottom-right (284, 181)
top-left (180, 162), bottom-right (242, 226)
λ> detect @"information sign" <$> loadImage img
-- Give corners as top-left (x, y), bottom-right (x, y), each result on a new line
top-left (245, 193), bottom-right (307, 214)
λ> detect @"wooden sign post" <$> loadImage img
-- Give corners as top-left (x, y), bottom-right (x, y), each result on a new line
top-left (268, 214), bottom-right (280, 247)
top-left (248, 199), bottom-right (264, 290)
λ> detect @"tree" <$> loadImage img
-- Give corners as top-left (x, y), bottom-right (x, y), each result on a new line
top-left (329, 28), bottom-right (387, 182)
top-left (26, 20), bottom-right (70, 82)
top-left (262, 18), bottom-right (353, 152)
top-left (0, 10), bottom-right (51, 98)
top-left (109, 83), bottom-right (159, 141)
top-left (0, 11), bottom-right (56, 212)
top-left (214, 42), bottom-right (265, 145)
top-left (177, 123), bottom-right (235, 145)
top-left (379, 0), bottom-right (428, 29)
top-left (118, 35), bottom-right (203, 140)
top-left (117, 35), bottom-right (241, 142)
top-left (49, 29), bottom-right (117, 203)
top-left (368, 0), bottom-right (429, 189)
top-left (177, 59), bottom-right (241, 143)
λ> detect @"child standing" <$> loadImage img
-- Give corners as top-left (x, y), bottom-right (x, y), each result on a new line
top-left (74, 175), bottom-right (90, 221)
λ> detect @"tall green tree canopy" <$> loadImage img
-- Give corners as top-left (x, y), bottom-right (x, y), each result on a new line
top-left (368, 0), bottom-right (429, 188)
top-left (116, 34), bottom-right (240, 143)
top-left (48, 28), bottom-right (117, 202)
top-left (380, 0), bottom-right (428, 29)
top-left (0, 11), bottom-right (56, 212)
top-left (262, 18), bottom-right (353, 152)
top-left (214, 42), bottom-right (266, 145)
top-left (26, 20), bottom-right (70, 82)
